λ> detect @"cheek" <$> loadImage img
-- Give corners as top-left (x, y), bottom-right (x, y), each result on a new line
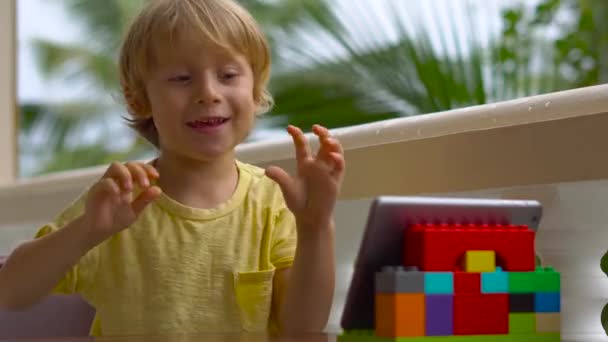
top-left (234, 86), bottom-right (257, 111)
top-left (149, 88), bottom-right (189, 117)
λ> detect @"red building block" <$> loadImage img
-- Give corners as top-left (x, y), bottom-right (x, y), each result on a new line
top-left (454, 293), bottom-right (509, 335)
top-left (454, 272), bottom-right (481, 293)
top-left (404, 224), bottom-right (535, 272)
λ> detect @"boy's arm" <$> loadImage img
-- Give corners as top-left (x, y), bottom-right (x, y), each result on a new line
top-left (0, 215), bottom-right (94, 310)
top-left (0, 162), bottom-right (160, 311)
top-left (273, 222), bottom-right (335, 333)
top-left (266, 124), bottom-right (344, 334)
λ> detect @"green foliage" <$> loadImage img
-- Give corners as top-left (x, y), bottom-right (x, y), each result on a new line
top-left (19, 0), bottom-right (608, 176)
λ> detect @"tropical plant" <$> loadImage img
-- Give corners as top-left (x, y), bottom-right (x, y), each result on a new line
top-left (20, 0), bottom-right (607, 176)
top-left (267, 0), bottom-right (607, 125)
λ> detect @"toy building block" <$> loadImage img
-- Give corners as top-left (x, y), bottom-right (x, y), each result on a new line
top-left (375, 266), bottom-right (424, 294)
top-left (454, 293), bottom-right (509, 335)
top-left (535, 313), bottom-right (560, 333)
top-left (534, 267), bottom-right (560, 292)
top-left (509, 267), bottom-right (561, 294)
top-left (534, 293), bottom-right (560, 313)
top-left (403, 224), bottom-right (535, 272)
top-left (508, 272), bottom-right (537, 293)
top-left (463, 250), bottom-right (496, 273)
top-left (337, 330), bottom-right (379, 342)
top-left (339, 203), bottom-right (561, 342)
top-left (454, 272), bottom-right (481, 293)
top-left (424, 272), bottom-right (454, 294)
top-left (481, 266), bottom-right (508, 293)
top-left (509, 293), bottom-right (535, 312)
top-left (425, 295), bottom-right (453, 336)
top-left (509, 313), bottom-right (536, 333)
top-left (375, 293), bottom-right (425, 337)
top-left (338, 331), bottom-right (561, 342)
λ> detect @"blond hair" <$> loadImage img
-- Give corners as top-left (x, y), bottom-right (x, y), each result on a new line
top-left (119, 0), bottom-right (273, 148)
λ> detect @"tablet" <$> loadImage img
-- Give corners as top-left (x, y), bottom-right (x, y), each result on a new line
top-left (339, 195), bottom-right (543, 331)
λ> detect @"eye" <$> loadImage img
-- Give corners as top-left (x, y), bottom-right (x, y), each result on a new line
top-left (220, 72), bottom-right (238, 81)
top-left (168, 74), bottom-right (192, 83)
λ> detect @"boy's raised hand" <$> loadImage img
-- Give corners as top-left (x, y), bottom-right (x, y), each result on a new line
top-left (266, 125), bottom-right (345, 232)
top-left (83, 162), bottom-right (162, 245)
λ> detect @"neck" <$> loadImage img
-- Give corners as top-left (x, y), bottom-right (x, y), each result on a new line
top-left (154, 151), bottom-right (239, 209)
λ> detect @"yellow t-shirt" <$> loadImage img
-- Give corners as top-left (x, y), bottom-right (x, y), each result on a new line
top-left (35, 160), bottom-right (297, 336)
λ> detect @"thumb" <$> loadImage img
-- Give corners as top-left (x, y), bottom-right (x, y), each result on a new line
top-left (265, 166), bottom-right (297, 203)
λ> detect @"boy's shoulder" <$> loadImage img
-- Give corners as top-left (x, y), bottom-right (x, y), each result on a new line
top-left (236, 160), bottom-right (267, 178)
top-left (236, 160), bottom-right (285, 208)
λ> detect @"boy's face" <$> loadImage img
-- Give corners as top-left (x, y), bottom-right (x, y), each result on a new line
top-left (145, 35), bottom-right (257, 162)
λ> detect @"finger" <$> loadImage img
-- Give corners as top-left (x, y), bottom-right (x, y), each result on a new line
top-left (104, 162), bottom-right (133, 191)
top-left (313, 125), bottom-right (343, 162)
top-left (98, 178), bottom-right (121, 197)
top-left (312, 124), bottom-right (331, 141)
top-left (131, 186), bottom-right (162, 215)
top-left (313, 125), bottom-right (336, 152)
top-left (314, 138), bottom-right (340, 167)
top-left (125, 162), bottom-right (150, 188)
top-left (265, 166), bottom-right (297, 204)
top-left (90, 178), bottom-right (121, 206)
top-left (143, 163), bottom-right (160, 179)
top-left (323, 137), bottom-right (344, 154)
top-left (287, 125), bottom-right (312, 161)
top-left (329, 152), bottom-right (346, 174)
top-left (317, 138), bottom-right (344, 161)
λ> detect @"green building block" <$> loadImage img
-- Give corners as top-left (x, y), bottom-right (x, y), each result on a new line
top-left (338, 331), bottom-right (560, 342)
top-left (509, 313), bottom-right (536, 333)
top-left (534, 267), bottom-right (560, 292)
top-left (508, 272), bottom-right (537, 293)
top-left (338, 330), bottom-right (381, 342)
top-left (508, 267), bottom-right (560, 293)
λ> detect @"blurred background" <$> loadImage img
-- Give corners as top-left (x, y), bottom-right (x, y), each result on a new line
top-left (17, 0), bottom-right (608, 177)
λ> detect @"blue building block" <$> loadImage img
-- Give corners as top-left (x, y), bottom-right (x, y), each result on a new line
top-left (535, 292), bottom-right (560, 312)
top-left (424, 272), bottom-right (454, 294)
top-left (482, 266), bottom-right (509, 293)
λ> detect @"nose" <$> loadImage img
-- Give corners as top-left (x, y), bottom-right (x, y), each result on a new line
top-left (196, 74), bottom-right (221, 104)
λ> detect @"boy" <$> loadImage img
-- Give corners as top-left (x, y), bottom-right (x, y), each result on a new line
top-left (0, 0), bottom-right (345, 336)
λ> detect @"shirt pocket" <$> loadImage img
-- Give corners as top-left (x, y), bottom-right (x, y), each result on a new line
top-left (233, 268), bottom-right (275, 331)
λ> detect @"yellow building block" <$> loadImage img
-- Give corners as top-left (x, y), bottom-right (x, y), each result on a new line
top-left (464, 250), bottom-right (496, 272)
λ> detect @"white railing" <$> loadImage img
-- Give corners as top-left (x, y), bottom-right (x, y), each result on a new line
top-left (1, 84), bottom-right (608, 340)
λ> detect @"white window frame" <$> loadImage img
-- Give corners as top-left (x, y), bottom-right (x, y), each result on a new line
top-left (0, 0), bottom-right (17, 185)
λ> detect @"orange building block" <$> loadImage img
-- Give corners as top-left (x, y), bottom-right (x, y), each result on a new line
top-left (375, 293), bottom-right (425, 337)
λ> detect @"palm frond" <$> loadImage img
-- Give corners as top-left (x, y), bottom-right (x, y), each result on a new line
top-left (20, 100), bottom-right (117, 153)
top-left (267, 67), bottom-right (399, 130)
top-left (58, 0), bottom-right (144, 50)
top-left (274, 0), bottom-right (576, 121)
top-left (32, 39), bottom-right (118, 90)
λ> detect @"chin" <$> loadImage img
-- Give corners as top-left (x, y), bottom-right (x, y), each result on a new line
top-left (189, 147), bottom-right (234, 161)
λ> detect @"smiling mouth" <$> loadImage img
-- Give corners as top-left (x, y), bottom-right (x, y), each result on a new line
top-left (186, 117), bottom-right (230, 128)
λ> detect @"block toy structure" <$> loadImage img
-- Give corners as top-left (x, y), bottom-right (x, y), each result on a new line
top-left (339, 223), bottom-right (561, 341)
